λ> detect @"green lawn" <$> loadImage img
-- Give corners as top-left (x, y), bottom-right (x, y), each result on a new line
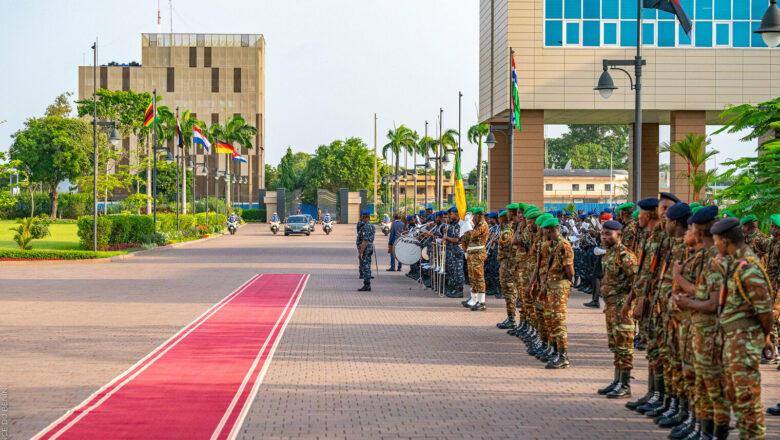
top-left (0, 220), bottom-right (81, 250)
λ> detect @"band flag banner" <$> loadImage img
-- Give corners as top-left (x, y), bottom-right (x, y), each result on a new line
top-left (453, 149), bottom-right (467, 220)
top-left (643, 0), bottom-right (692, 36)
top-left (510, 52), bottom-right (521, 132)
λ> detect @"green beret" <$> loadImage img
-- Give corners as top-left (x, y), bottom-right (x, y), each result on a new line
top-left (525, 204), bottom-right (538, 212)
top-left (498, 211), bottom-right (507, 217)
top-left (689, 202), bottom-right (701, 210)
top-left (740, 214), bottom-right (757, 225)
top-left (518, 202), bottom-right (529, 211)
top-left (632, 209), bottom-right (639, 219)
top-left (474, 207), bottom-right (485, 213)
top-left (691, 206), bottom-right (702, 215)
top-left (535, 213), bottom-right (553, 226)
top-left (617, 202), bottom-right (635, 212)
top-left (526, 210), bottom-right (542, 219)
top-left (525, 207), bottom-right (540, 216)
top-left (540, 217), bottom-right (560, 229)
top-left (506, 203), bottom-right (519, 210)
top-left (771, 214), bottom-right (780, 227)
top-left (721, 209), bottom-right (736, 218)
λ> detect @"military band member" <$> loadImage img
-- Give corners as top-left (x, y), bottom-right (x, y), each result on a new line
top-left (486, 212), bottom-right (502, 298)
top-left (444, 207), bottom-right (465, 298)
top-left (357, 211), bottom-right (375, 292)
top-left (539, 217), bottom-right (575, 369)
top-left (466, 208), bottom-right (490, 311)
top-left (497, 211), bottom-right (518, 328)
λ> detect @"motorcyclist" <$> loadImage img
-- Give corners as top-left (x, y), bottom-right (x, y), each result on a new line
top-left (323, 213), bottom-right (332, 223)
top-left (382, 213), bottom-right (390, 223)
top-left (228, 212), bottom-right (238, 223)
top-left (270, 212), bottom-right (280, 222)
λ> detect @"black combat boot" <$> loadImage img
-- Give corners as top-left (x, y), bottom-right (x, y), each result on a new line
top-left (470, 301), bottom-right (486, 311)
top-left (682, 421), bottom-right (701, 440)
top-left (533, 341), bottom-right (548, 359)
top-left (670, 411), bottom-right (695, 439)
top-left (626, 372), bottom-right (655, 410)
top-left (545, 342), bottom-right (559, 365)
top-left (606, 370), bottom-right (631, 398)
top-left (357, 280), bottom-right (371, 291)
top-left (645, 395), bottom-right (671, 417)
top-left (598, 368), bottom-right (620, 395)
top-left (699, 419), bottom-right (714, 440)
top-left (713, 423), bottom-right (729, 440)
top-left (497, 317), bottom-right (516, 329)
top-left (654, 396), bottom-right (678, 423)
top-left (538, 341), bottom-right (554, 362)
top-left (512, 321), bottom-right (527, 336)
top-left (659, 398), bottom-right (688, 428)
top-left (546, 347), bottom-right (570, 369)
top-left (638, 375), bottom-right (665, 414)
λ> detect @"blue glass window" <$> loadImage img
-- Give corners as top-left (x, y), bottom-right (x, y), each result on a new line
top-left (680, 0), bottom-right (694, 19)
top-left (566, 22), bottom-right (581, 44)
top-left (658, 21), bottom-right (677, 46)
top-left (658, 9), bottom-right (675, 20)
top-left (545, 20), bottom-right (563, 45)
top-left (621, 0), bottom-right (637, 19)
top-left (643, 7), bottom-right (657, 19)
top-left (697, 0), bottom-right (713, 19)
top-left (583, 20), bottom-right (601, 45)
top-left (564, 0), bottom-right (581, 19)
top-left (546, 0), bottom-right (563, 19)
top-left (583, 0), bottom-right (600, 19)
top-left (752, 0), bottom-right (767, 20)
top-left (679, 23), bottom-right (692, 44)
top-left (715, 0), bottom-right (731, 19)
top-left (602, 0), bottom-right (619, 19)
top-left (643, 22), bottom-right (655, 44)
top-left (603, 22), bottom-right (618, 44)
top-left (621, 20), bottom-right (637, 45)
top-left (733, 0), bottom-right (750, 19)
top-left (716, 22), bottom-right (730, 44)
top-left (696, 20), bottom-right (713, 46)
top-left (752, 20), bottom-right (766, 46)
top-left (733, 21), bottom-right (750, 46)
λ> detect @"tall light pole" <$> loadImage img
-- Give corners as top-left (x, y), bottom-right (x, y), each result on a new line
top-left (373, 113), bottom-right (378, 213)
top-left (92, 39), bottom-right (97, 251)
top-left (438, 107), bottom-right (443, 208)
top-left (424, 121), bottom-right (429, 209)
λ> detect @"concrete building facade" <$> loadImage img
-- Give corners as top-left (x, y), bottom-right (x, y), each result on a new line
top-left (78, 33), bottom-right (265, 204)
top-left (544, 168), bottom-right (629, 204)
top-left (480, 0), bottom-right (780, 210)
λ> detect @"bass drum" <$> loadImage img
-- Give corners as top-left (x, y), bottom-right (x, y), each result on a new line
top-left (394, 238), bottom-right (422, 265)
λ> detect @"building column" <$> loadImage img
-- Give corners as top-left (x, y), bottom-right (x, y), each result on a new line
top-left (628, 122), bottom-right (660, 200)
top-left (487, 110), bottom-right (545, 211)
top-left (670, 111), bottom-right (706, 202)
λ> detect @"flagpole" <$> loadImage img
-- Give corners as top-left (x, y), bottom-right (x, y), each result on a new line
top-left (153, 89), bottom-right (158, 229)
top-left (508, 47), bottom-right (514, 205)
top-left (634, 0), bottom-right (643, 201)
top-left (175, 107), bottom-right (180, 231)
top-left (92, 38), bottom-right (98, 252)
top-left (373, 113), bottom-right (378, 214)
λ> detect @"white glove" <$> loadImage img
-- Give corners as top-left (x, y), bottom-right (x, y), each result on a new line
top-left (436, 238), bottom-right (443, 244)
top-left (594, 247), bottom-right (607, 256)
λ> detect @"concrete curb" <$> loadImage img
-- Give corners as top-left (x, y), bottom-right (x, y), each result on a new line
top-left (0, 224), bottom-right (244, 266)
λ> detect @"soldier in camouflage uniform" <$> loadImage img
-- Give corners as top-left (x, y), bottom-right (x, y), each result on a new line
top-left (741, 214), bottom-right (771, 263)
top-left (712, 218), bottom-right (776, 440)
top-left (527, 212), bottom-right (553, 357)
top-left (673, 205), bottom-right (726, 439)
top-left (511, 204), bottom-right (528, 326)
top-left (485, 212), bottom-right (502, 298)
top-left (596, 220), bottom-right (637, 398)
top-left (539, 217), bottom-right (575, 369)
top-left (497, 211), bottom-right (517, 328)
top-left (618, 202), bottom-right (640, 253)
top-left (765, 214), bottom-right (780, 416)
top-left (444, 207), bottom-right (465, 298)
top-left (466, 208), bottom-right (490, 311)
top-left (357, 211), bottom-right (375, 291)
top-left (511, 205), bottom-right (539, 337)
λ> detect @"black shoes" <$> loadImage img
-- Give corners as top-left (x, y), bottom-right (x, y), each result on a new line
top-left (767, 403), bottom-right (780, 416)
top-left (546, 348), bottom-right (570, 369)
top-left (598, 369), bottom-right (620, 395)
top-left (654, 396), bottom-right (678, 423)
top-left (658, 398), bottom-right (687, 427)
top-left (357, 281), bottom-right (371, 291)
top-left (606, 370), bottom-right (631, 398)
top-left (497, 318), bottom-right (516, 329)
top-left (583, 300), bottom-right (600, 308)
top-left (669, 412), bottom-right (695, 439)
top-left (626, 372), bottom-right (654, 410)
top-left (713, 423), bottom-right (729, 439)
top-left (385, 268), bottom-right (396, 272)
top-left (636, 392), bottom-right (662, 414)
top-left (470, 302), bottom-right (486, 311)
top-left (461, 299), bottom-right (473, 307)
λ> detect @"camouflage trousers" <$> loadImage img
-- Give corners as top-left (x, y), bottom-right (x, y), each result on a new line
top-left (678, 316), bottom-right (696, 401)
top-left (639, 300), bottom-right (663, 370)
top-left (535, 292), bottom-right (548, 341)
top-left (661, 314), bottom-right (682, 397)
top-left (692, 321), bottom-right (729, 424)
top-left (517, 267), bottom-right (534, 326)
top-left (466, 249), bottom-right (487, 293)
top-left (722, 325), bottom-right (766, 440)
top-left (604, 295), bottom-right (634, 370)
top-left (359, 246), bottom-right (373, 280)
top-left (546, 280), bottom-right (571, 350)
top-left (499, 262), bottom-right (517, 319)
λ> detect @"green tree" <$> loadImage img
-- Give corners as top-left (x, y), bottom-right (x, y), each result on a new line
top-left (10, 102), bottom-right (105, 218)
top-left (467, 123), bottom-right (489, 202)
top-left (277, 147), bottom-right (310, 192)
top-left (264, 164), bottom-right (279, 191)
top-left (660, 134), bottom-right (718, 202)
top-left (138, 161), bottom-right (193, 205)
top-left (206, 114), bottom-right (257, 205)
top-left (569, 142), bottom-right (610, 169)
top-left (300, 138), bottom-right (377, 204)
top-left (547, 125), bottom-right (628, 169)
top-left (382, 125), bottom-right (418, 209)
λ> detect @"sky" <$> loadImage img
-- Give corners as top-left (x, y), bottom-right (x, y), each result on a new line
top-left (0, 0), bottom-right (758, 175)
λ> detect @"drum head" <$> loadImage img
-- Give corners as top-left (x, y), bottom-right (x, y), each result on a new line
top-left (394, 238), bottom-right (421, 265)
top-left (421, 247), bottom-right (429, 261)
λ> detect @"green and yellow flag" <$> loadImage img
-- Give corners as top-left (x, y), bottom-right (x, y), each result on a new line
top-left (453, 149), bottom-right (467, 220)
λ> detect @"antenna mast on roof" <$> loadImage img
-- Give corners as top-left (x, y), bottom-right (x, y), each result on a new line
top-left (157, 0), bottom-right (161, 34)
top-left (169, 0), bottom-right (173, 34)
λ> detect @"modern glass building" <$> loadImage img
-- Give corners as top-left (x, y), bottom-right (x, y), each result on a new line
top-left (479, 0), bottom-right (780, 211)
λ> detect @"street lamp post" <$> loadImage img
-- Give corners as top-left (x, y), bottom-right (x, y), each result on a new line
top-left (756, 0), bottom-right (780, 47)
top-left (485, 126), bottom-right (511, 206)
top-left (438, 108), bottom-right (443, 208)
top-left (195, 162), bottom-right (208, 228)
top-left (424, 120), bottom-right (429, 209)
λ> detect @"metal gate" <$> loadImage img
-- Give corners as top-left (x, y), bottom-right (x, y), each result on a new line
top-left (317, 189), bottom-right (338, 221)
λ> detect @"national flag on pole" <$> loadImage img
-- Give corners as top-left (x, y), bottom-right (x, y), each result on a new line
top-left (510, 51), bottom-right (521, 132)
top-left (231, 151), bottom-right (248, 163)
top-left (643, 0), bottom-right (692, 36)
top-left (215, 141), bottom-right (234, 154)
top-left (193, 126), bottom-right (211, 152)
top-left (176, 115), bottom-right (184, 149)
top-left (143, 101), bottom-right (156, 127)
top-left (453, 149), bottom-right (467, 220)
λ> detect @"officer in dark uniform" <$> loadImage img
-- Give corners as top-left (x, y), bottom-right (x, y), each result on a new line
top-left (444, 207), bottom-right (465, 298)
top-left (357, 211), bottom-right (375, 291)
top-left (485, 212), bottom-right (502, 298)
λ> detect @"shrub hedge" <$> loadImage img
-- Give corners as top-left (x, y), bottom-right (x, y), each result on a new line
top-left (0, 249), bottom-right (125, 260)
top-left (77, 213), bottom-right (228, 250)
top-left (242, 209), bottom-right (266, 222)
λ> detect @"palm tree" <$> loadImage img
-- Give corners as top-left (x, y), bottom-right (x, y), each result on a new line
top-left (206, 115), bottom-right (258, 207)
top-left (438, 129), bottom-right (459, 206)
top-left (417, 136), bottom-right (439, 208)
top-left (660, 134), bottom-right (719, 202)
top-left (382, 125), bottom-right (417, 212)
top-left (468, 123), bottom-right (489, 202)
top-left (175, 109), bottom-right (204, 214)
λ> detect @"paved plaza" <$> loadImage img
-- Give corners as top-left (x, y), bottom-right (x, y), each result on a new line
top-left (2, 223), bottom-right (780, 439)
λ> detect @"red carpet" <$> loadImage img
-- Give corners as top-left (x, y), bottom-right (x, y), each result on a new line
top-left (34, 273), bottom-right (309, 440)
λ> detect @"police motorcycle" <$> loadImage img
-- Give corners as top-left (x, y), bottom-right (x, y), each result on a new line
top-left (269, 212), bottom-right (281, 235)
top-left (227, 213), bottom-right (240, 235)
top-left (322, 213), bottom-right (334, 235)
top-left (381, 214), bottom-right (391, 236)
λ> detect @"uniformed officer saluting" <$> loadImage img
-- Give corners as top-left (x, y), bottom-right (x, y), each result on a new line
top-left (357, 211), bottom-right (375, 292)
